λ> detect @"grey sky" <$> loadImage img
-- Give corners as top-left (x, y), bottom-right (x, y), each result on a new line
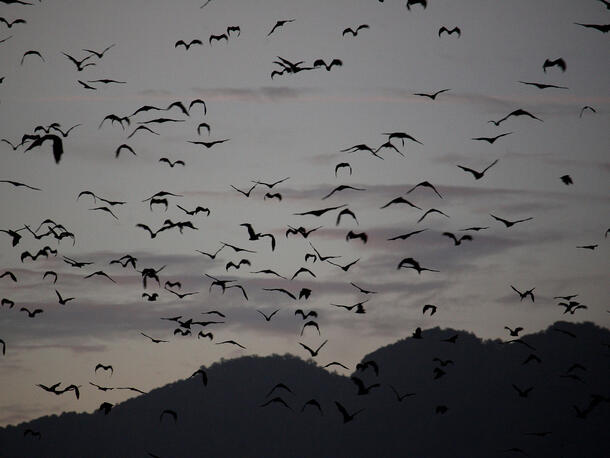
top-left (0, 0), bottom-right (608, 426)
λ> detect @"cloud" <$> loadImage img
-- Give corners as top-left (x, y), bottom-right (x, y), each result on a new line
top-left (190, 86), bottom-right (313, 103)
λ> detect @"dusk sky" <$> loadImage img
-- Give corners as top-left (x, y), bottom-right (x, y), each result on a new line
top-left (0, 0), bottom-right (608, 427)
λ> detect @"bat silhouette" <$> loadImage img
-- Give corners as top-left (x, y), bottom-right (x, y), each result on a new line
top-left (61, 52), bottom-right (95, 71)
top-left (299, 339), bottom-right (328, 357)
top-left (140, 332), bottom-right (168, 343)
top-left (389, 385), bottom-right (415, 402)
top-left (84, 271), bottom-right (117, 283)
top-left (0, 17), bottom-right (26, 28)
top-left (95, 364), bottom-right (113, 375)
top-left (438, 26), bottom-right (461, 37)
top-left (264, 385), bottom-right (294, 401)
top-left (442, 232), bottom-right (472, 245)
top-left (331, 299), bottom-right (368, 314)
top-left (55, 290), bottom-right (74, 305)
top-left (433, 367), bottom-right (446, 379)
top-left (49, 124), bottom-right (81, 138)
top-left (335, 162), bottom-right (352, 176)
top-left (77, 80), bottom-right (95, 90)
top-left (346, 230), bottom-right (367, 243)
top-left (301, 399), bottom-right (323, 414)
top-left (574, 22), bottom-right (610, 33)
top-left (471, 132), bottom-right (512, 143)
top-left (83, 43), bottom-right (115, 58)
top-left (257, 309), bottom-right (279, 321)
top-left (89, 206), bottom-right (119, 220)
top-left (322, 185), bottom-right (365, 200)
top-left (383, 131), bottom-right (423, 146)
top-left (488, 109), bottom-right (543, 126)
top-left (579, 106), bottom-right (596, 118)
top-left (175, 39), bottom-right (203, 50)
top-left (263, 287), bottom-right (297, 300)
top-left (0, 228), bottom-right (24, 247)
top-left (313, 58), bottom-right (342, 71)
top-left (397, 257), bottom-right (439, 274)
top-left (0, 180), bottom-right (41, 191)
top-left (356, 360), bottom-right (379, 375)
top-left (189, 139), bottom-right (229, 148)
top-left (216, 339), bottom-right (246, 349)
top-left (518, 81), bottom-right (568, 90)
top-left (285, 226), bottom-right (320, 239)
top-left (0, 271), bottom-right (17, 282)
top-left (387, 229), bottom-right (427, 241)
top-left (351, 376), bottom-right (380, 395)
top-left (209, 33), bottom-right (228, 44)
top-left (159, 158), bottom-right (185, 168)
top-left (226, 259), bottom-right (251, 271)
top-left (543, 58), bottom-right (566, 72)
top-left (417, 208), bottom-right (449, 223)
top-left (87, 78), bottom-right (126, 85)
top-left (1, 298), bottom-right (14, 308)
top-left (43, 271), bottom-right (58, 283)
top-left (327, 258), bottom-right (360, 272)
top-left (127, 125), bottom-right (159, 139)
top-left (341, 143), bottom-right (382, 159)
top-left (295, 309), bottom-right (318, 320)
top-left (350, 282), bottom-right (377, 294)
top-left (335, 401), bottom-right (364, 423)
top-left (406, 181), bottom-right (443, 198)
top-left (342, 24), bottom-right (369, 36)
top-left (20, 307), bottom-right (43, 317)
top-left (160, 409), bottom-right (178, 422)
top-left (191, 368), bottom-right (208, 385)
top-left (21, 50), bottom-right (45, 65)
top-left (240, 223), bottom-right (276, 250)
top-left (511, 285), bottom-right (535, 302)
top-left (505, 326), bottom-right (524, 336)
top-left (406, 0), bottom-right (427, 10)
top-left (98, 402), bottom-right (113, 415)
top-left (139, 117), bottom-right (185, 126)
top-left (423, 304), bottom-right (437, 315)
top-left (110, 254), bottom-right (137, 268)
top-left (294, 204), bottom-right (346, 217)
top-left (433, 358), bottom-right (453, 367)
top-left (490, 214), bottom-right (533, 227)
top-left (414, 88), bottom-right (450, 100)
top-left (24, 134), bottom-right (64, 163)
top-left (1, 138), bottom-right (25, 150)
top-left (380, 196), bottom-right (421, 210)
top-left (522, 353), bottom-right (541, 365)
top-left (336, 208), bottom-right (358, 226)
top-left (189, 98), bottom-right (207, 115)
top-left (197, 122), bottom-right (211, 135)
top-left (267, 19), bottom-right (295, 37)
top-left (23, 429), bottom-right (41, 439)
top-left (166, 288), bottom-right (199, 299)
top-left (100, 114), bottom-right (130, 129)
top-left (264, 192), bottom-right (282, 201)
top-left (512, 384), bottom-right (533, 398)
top-left (260, 397), bottom-right (293, 411)
top-left (227, 25), bottom-right (241, 36)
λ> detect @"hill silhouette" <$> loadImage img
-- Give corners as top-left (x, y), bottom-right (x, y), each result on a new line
top-left (1, 322), bottom-right (608, 457)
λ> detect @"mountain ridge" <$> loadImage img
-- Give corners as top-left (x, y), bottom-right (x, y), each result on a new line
top-left (1, 321), bottom-right (608, 457)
